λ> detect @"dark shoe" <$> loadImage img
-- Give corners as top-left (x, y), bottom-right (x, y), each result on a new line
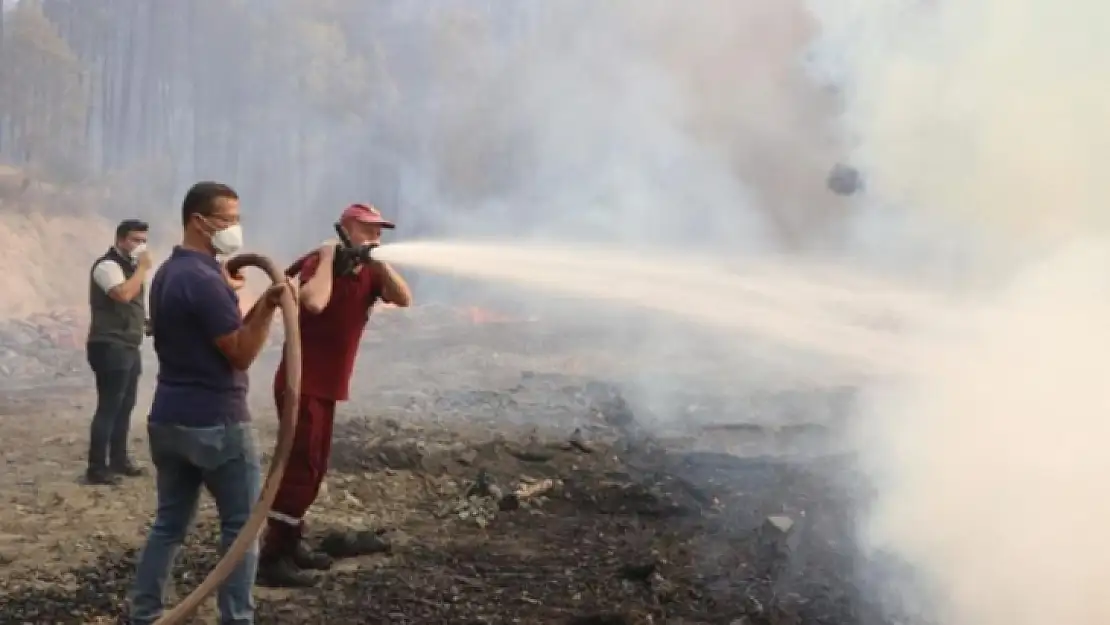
top-left (85, 466), bottom-right (121, 486)
top-left (257, 555), bottom-right (317, 588)
top-left (319, 530), bottom-right (391, 559)
top-left (109, 460), bottom-right (146, 478)
top-left (293, 541), bottom-right (333, 571)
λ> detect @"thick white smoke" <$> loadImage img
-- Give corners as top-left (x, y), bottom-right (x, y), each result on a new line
top-left (422, 0), bottom-right (846, 252)
top-left (810, 0), bottom-right (1110, 622)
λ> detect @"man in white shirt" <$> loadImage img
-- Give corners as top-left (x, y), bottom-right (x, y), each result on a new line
top-left (86, 219), bottom-right (152, 485)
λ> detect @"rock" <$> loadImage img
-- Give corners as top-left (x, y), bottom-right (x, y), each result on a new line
top-left (765, 515), bottom-right (794, 534)
top-left (456, 449), bottom-right (479, 466)
top-left (567, 428), bottom-right (594, 454)
top-left (377, 440), bottom-right (425, 470)
top-left (506, 445), bottom-right (554, 463)
top-left (756, 514), bottom-right (803, 578)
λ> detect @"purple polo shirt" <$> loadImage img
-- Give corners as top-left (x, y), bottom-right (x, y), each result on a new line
top-left (148, 246), bottom-right (249, 426)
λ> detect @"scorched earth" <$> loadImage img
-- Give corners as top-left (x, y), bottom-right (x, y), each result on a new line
top-left (0, 305), bottom-right (878, 625)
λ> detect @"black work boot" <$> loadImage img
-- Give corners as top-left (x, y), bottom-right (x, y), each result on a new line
top-left (257, 553), bottom-right (318, 588)
top-left (320, 530), bottom-right (391, 559)
top-left (109, 458), bottom-right (146, 478)
top-left (293, 540), bottom-right (333, 571)
top-left (85, 465), bottom-right (121, 486)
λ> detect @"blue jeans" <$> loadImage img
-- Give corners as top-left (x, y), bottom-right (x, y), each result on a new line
top-left (130, 422), bottom-right (262, 625)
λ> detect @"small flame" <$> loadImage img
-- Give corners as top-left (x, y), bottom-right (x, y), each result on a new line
top-left (466, 306), bottom-right (515, 325)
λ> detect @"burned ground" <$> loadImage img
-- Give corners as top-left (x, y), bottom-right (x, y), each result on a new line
top-left (0, 311), bottom-right (903, 625)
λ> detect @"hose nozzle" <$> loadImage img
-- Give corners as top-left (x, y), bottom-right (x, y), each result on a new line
top-left (332, 222), bottom-right (378, 274)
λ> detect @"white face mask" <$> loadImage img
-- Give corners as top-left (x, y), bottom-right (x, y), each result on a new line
top-left (210, 224), bottom-right (244, 256)
top-left (129, 243), bottom-right (147, 260)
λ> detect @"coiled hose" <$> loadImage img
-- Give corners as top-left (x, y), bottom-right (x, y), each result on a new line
top-left (153, 253), bottom-right (302, 625)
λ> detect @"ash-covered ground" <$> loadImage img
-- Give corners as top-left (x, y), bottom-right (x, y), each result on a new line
top-left (0, 306), bottom-right (908, 625)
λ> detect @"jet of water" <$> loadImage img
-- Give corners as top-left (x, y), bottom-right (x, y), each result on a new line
top-left (375, 239), bottom-right (966, 379)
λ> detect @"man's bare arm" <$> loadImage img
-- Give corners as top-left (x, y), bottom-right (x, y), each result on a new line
top-left (107, 268), bottom-right (148, 303)
top-left (374, 261), bottom-right (412, 307)
top-left (213, 283), bottom-right (287, 371)
top-left (300, 245), bottom-right (337, 314)
top-left (104, 252), bottom-right (152, 303)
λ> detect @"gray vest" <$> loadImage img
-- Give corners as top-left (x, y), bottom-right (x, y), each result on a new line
top-left (87, 248), bottom-right (145, 347)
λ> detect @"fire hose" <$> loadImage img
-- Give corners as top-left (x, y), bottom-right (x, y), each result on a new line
top-left (153, 253), bottom-right (302, 625)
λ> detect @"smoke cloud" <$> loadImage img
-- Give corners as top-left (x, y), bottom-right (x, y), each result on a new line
top-left (810, 0), bottom-right (1110, 622)
top-left (377, 0), bottom-right (864, 408)
top-left (315, 1), bottom-right (847, 253)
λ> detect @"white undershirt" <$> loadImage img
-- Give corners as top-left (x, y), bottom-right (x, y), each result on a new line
top-left (92, 253), bottom-right (132, 293)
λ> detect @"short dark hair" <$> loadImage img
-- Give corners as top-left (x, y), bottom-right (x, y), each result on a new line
top-left (116, 219), bottom-right (149, 241)
top-left (181, 181), bottom-right (239, 226)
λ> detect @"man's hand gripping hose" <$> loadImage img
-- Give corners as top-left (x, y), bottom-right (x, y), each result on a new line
top-left (153, 253), bottom-right (301, 625)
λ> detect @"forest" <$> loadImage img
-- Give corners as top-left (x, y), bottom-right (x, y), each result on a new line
top-left (0, 0), bottom-right (844, 251)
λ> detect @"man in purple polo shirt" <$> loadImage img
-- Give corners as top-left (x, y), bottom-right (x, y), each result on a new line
top-left (129, 181), bottom-right (292, 625)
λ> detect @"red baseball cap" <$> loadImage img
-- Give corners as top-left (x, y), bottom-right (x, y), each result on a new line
top-left (340, 203), bottom-right (395, 229)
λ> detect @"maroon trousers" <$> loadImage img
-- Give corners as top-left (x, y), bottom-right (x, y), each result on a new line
top-left (261, 385), bottom-right (337, 557)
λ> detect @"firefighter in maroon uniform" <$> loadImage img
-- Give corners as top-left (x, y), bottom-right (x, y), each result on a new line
top-left (258, 203), bottom-right (412, 587)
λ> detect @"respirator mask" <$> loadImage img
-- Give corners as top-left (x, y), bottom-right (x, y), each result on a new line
top-left (199, 218), bottom-right (244, 256)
